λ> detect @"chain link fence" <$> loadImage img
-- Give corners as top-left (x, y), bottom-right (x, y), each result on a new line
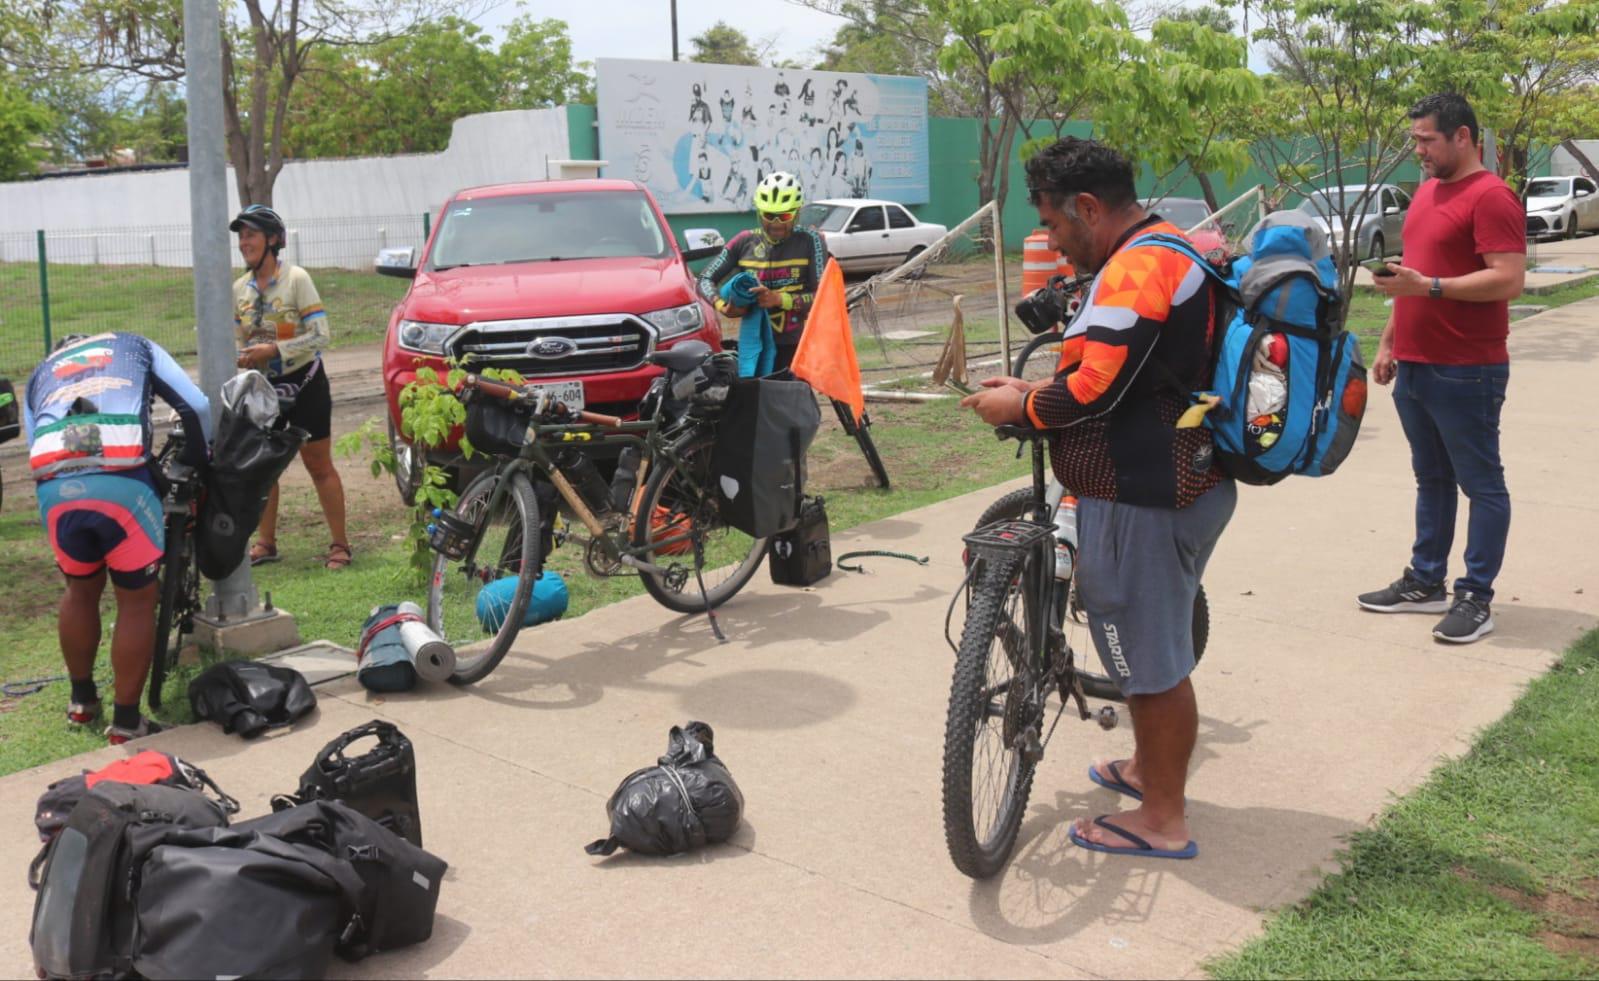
top-left (0, 214), bottom-right (427, 379)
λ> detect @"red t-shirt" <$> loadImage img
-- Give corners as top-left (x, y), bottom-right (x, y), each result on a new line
top-left (1394, 170), bottom-right (1525, 365)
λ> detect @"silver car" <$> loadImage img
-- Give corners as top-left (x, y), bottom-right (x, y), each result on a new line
top-left (1297, 184), bottom-right (1410, 260)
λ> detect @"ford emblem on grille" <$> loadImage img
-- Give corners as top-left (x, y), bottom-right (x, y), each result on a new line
top-left (526, 336), bottom-right (579, 360)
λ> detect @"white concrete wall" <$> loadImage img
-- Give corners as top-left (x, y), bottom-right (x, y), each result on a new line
top-left (1552, 141), bottom-right (1599, 177)
top-left (0, 108), bottom-right (573, 269)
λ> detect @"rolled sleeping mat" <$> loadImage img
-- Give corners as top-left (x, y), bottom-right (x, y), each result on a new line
top-left (357, 602), bottom-right (456, 691)
top-left (398, 619), bottom-right (456, 681)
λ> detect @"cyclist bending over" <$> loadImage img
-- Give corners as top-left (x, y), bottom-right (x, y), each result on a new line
top-left (960, 138), bottom-right (1235, 861)
top-left (696, 171), bottom-right (828, 377)
top-left (23, 332), bottom-right (211, 744)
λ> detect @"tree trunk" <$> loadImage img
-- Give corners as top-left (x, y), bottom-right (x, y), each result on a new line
top-left (1562, 139), bottom-right (1599, 183)
top-left (1195, 169), bottom-right (1220, 213)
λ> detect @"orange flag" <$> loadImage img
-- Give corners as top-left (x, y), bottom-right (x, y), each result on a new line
top-left (790, 258), bottom-right (864, 420)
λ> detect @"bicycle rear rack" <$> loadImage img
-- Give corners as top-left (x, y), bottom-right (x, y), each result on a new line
top-left (961, 519), bottom-right (1053, 564)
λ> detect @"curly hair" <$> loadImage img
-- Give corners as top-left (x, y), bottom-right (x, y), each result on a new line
top-left (1408, 93), bottom-right (1479, 145)
top-left (1024, 137), bottom-right (1137, 212)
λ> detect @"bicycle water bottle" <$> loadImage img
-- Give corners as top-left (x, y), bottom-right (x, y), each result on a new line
top-left (1046, 480), bottom-right (1078, 581)
top-left (609, 445), bottom-right (641, 512)
top-left (556, 448), bottom-right (613, 515)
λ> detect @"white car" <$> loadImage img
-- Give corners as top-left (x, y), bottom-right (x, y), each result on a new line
top-left (1524, 176), bottom-right (1599, 240)
top-left (797, 198), bottom-right (948, 273)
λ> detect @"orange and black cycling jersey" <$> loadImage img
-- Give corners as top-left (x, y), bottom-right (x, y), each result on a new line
top-left (696, 227), bottom-right (828, 343)
top-left (1024, 217), bottom-right (1225, 509)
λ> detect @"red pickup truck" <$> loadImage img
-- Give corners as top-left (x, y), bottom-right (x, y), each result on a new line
top-left (376, 179), bottom-right (723, 502)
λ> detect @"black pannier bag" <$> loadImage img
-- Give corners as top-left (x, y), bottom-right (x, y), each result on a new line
top-left (188, 659), bottom-right (317, 738)
top-left (283, 720), bottom-right (424, 847)
top-left (238, 800), bottom-right (447, 960)
top-left (131, 823), bottom-right (367, 980)
top-left (196, 397), bottom-right (308, 580)
top-left (768, 494), bottom-right (832, 587)
top-left (711, 378), bottom-right (821, 538)
top-left (585, 721), bottom-right (744, 857)
top-left (30, 782), bottom-right (231, 980)
top-left (462, 386), bottom-right (533, 457)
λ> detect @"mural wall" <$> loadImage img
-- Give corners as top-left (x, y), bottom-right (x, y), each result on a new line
top-left (595, 58), bottom-right (929, 212)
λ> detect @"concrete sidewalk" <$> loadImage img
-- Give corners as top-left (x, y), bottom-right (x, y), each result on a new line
top-left (3, 302), bottom-right (1597, 978)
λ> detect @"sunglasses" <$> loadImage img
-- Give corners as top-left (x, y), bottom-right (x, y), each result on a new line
top-left (760, 210), bottom-right (799, 224)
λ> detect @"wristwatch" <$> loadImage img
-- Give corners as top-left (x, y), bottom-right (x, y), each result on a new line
top-left (1429, 276), bottom-right (1443, 299)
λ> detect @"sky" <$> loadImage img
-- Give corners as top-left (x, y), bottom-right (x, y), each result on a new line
top-left (474, 0), bottom-right (849, 68)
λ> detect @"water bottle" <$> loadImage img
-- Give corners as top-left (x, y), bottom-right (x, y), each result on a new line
top-left (557, 449), bottom-right (613, 514)
top-left (1048, 481), bottom-right (1078, 581)
top-left (609, 445), bottom-right (641, 512)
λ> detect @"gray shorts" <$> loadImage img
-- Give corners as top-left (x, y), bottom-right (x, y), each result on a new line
top-left (1075, 482), bottom-right (1236, 696)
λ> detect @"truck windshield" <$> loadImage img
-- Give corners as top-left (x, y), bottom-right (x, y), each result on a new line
top-left (430, 191), bottom-right (671, 269)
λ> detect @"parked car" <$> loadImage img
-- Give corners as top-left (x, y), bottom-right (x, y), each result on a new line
top-left (1145, 196), bottom-right (1232, 256)
top-left (374, 178), bottom-right (723, 504)
top-left (1296, 183), bottom-right (1410, 260)
top-left (1523, 175), bottom-right (1599, 240)
top-left (796, 198), bottom-right (947, 273)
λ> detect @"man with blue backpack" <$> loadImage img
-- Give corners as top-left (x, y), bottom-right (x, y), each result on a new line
top-left (962, 138), bottom-right (1236, 861)
top-left (1359, 94), bottom-right (1524, 644)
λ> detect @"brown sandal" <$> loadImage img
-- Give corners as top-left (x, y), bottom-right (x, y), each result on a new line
top-left (249, 541), bottom-right (280, 566)
top-left (324, 542), bottom-right (353, 570)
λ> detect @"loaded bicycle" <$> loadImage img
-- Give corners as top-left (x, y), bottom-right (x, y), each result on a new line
top-left (939, 327), bottom-right (1210, 880)
top-left (148, 422), bottom-right (204, 710)
top-left (425, 341), bottom-right (766, 684)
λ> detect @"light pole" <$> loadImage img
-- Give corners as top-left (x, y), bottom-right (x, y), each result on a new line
top-left (671, 0), bottom-right (679, 61)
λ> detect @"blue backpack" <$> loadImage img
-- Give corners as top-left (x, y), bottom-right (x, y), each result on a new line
top-left (1132, 210), bottom-right (1368, 486)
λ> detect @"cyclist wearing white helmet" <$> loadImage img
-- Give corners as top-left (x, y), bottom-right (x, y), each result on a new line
top-left (696, 171), bottom-right (829, 376)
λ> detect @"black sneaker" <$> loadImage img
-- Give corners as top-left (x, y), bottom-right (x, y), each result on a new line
top-left (1433, 592), bottom-right (1494, 644)
top-left (1357, 569), bottom-right (1450, 613)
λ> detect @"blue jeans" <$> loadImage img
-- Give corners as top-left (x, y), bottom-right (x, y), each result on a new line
top-left (1392, 361), bottom-right (1510, 600)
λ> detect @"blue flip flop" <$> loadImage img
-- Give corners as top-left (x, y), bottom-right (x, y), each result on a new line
top-left (1088, 760), bottom-right (1143, 801)
top-left (1069, 815), bottom-right (1198, 860)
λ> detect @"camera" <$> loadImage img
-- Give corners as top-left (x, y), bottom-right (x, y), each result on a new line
top-left (1014, 273), bottom-right (1088, 335)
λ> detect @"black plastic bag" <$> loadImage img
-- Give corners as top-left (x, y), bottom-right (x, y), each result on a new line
top-left (196, 404), bottom-right (307, 580)
top-left (585, 722), bottom-right (743, 857)
top-left (711, 379), bottom-right (820, 538)
top-left (187, 659), bottom-right (316, 738)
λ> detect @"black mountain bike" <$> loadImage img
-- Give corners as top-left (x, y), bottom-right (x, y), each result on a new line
top-left (425, 344), bottom-right (767, 684)
top-left (939, 334), bottom-right (1209, 880)
top-left (148, 426), bottom-right (203, 710)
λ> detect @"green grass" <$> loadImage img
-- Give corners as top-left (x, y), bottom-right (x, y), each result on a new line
top-left (0, 394), bottom-right (1024, 776)
top-left (0, 262), bottom-right (408, 378)
top-left (1209, 630), bottom-right (1599, 980)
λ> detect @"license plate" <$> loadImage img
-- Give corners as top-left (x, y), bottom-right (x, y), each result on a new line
top-left (528, 380), bottom-right (584, 411)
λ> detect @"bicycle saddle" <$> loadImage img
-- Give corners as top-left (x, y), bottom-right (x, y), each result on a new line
top-left (648, 340), bottom-right (712, 374)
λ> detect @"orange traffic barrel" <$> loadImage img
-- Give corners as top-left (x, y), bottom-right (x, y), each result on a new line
top-left (1057, 254), bottom-right (1075, 278)
top-left (1022, 230), bottom-right (1058, 295)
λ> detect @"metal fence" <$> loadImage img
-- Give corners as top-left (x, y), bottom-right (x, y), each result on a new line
top-left (0, 213), bottom-right (429, 379)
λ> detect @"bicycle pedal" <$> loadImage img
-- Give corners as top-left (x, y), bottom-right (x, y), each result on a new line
top-left (1096, 706), bottom-right (1119, 731)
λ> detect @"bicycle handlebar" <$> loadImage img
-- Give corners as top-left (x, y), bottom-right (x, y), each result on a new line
top-left (462, 374), bottom-right (625, 429)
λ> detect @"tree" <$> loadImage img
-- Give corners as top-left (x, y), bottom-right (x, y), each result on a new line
top-left (1247, 0), bottom-right (1440, 311)
top-left (0, 70), bottom-right (54, 179)
top-left (690, 22), bottom-right (762, 66)
top-left (498, 16), bottom-right (593, 108)
top-left (1163, 3), bottom-right (1235, 34)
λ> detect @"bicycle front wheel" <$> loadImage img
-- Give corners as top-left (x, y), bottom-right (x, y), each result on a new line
top-left (427, 470), bottom-right (540, 685)
top-left (632, 435), bottom-right (766, 614)
top-left (942, 546), bottom-right (1048, 879)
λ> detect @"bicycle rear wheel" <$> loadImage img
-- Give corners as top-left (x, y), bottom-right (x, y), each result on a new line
top-left (427, 470), bottom-right (540, 685)
top-left (633, 435), bottom-right (766, 614)
top-left (148, 514), bottom-right (197, 711)
top-left (942, 546), bottom-right (1048, 879)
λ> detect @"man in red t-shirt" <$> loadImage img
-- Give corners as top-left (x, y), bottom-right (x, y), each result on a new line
top-left (1358, 93), bottom-right (1525, 643)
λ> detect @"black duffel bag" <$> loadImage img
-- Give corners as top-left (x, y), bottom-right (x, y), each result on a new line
top-left (30, 783), bottom-right (232, 980)
top-left (585, 721), bottom-right (744, 857)
top-left (196, 402), bottom-right (307, 580)
top-left (711, 378), bottom-right (821, 538)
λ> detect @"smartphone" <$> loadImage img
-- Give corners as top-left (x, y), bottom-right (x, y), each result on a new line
top-left (1361, 258), bottom-right (1397, 278)
top-left (945, 378), bottom-right (977, 397)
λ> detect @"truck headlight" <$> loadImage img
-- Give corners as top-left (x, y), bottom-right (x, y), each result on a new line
top-left (643, 303), bottom-right (704, 339)
top-left (397, 320), bottom-right (455, 354)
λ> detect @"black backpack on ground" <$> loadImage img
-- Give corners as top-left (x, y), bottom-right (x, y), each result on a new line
top-left (188, 659), bottom-right (317, 738)
top-left (768, 494), bottom-right (832, 586)
top-left (279, 720), bottom-right (424, 847)
top-left (585, 722), bottom-right (744, 857)
top-left (30, 782), bottom-right (232, 979)
top-left (711, 378), bottom-right (821, 538)
top-left (240, 800), bottom-right (447, 959)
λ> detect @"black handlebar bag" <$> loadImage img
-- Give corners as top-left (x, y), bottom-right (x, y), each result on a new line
top-left (196, 404), bottom-right (308, 580)
top-left (711, 378), bottom-right (821, 538)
